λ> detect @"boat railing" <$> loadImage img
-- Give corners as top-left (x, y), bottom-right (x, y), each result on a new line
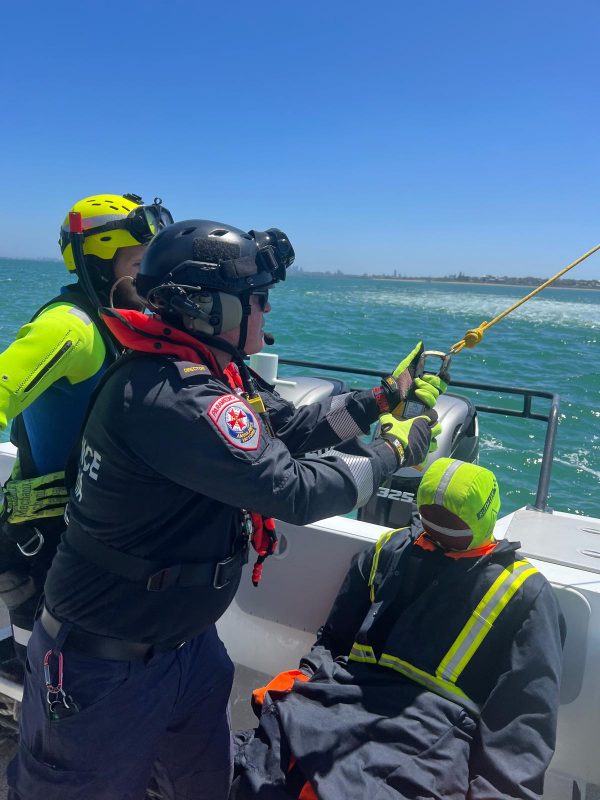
top-left (277, 357), bottom-right (560, 514)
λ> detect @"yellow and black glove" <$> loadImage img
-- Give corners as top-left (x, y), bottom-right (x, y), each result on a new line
top-left (374, 342), bottom-right (449, 417)
top-left (378, 409), bottom-right (442, 468)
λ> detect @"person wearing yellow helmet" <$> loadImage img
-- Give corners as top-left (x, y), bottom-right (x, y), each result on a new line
top-left (232, 459), bottom-right (565, 800)
top-left (0, 193), bottom-right (172, 678)
top-left (59, 193), bottom-right (173, 310)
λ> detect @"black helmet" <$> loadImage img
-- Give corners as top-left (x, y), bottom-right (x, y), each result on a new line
top-left (136, 219), bottom-right (294, 300)
top-left (135, 219), bottom-right (294, 350)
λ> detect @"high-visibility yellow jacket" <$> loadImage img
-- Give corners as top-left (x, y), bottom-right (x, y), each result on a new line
top-left (0, 285), bottom-right (113, 564)
top-left (0, 286), bottom-right (108, 479)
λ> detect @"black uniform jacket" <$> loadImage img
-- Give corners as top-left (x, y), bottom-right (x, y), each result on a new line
top-left (233, 526), bottom-right (566, 800)
top-left (45, 313), bottom-right (397, 647)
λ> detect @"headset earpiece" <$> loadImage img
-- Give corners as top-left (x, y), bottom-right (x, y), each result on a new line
top-left (183, 291), bottom-right (243, 335)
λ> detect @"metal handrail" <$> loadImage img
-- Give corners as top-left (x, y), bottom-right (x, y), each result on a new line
top-left (278, 357), bottom-right (560, 513)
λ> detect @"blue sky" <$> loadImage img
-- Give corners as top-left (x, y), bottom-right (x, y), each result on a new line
top-left (1, 0), bottom-right (599, 278)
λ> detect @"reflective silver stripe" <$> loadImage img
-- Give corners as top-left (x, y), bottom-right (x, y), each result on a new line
top-left (68, 307), bottom-right (92, 324)
top-left (433, 460), bottom-right (464, 505)
top-left (60, 212), bottom-right (126, 233)
top-left (326, 395), bottom-right (364, 441)
top-left (11, 624), bottom-right (32, 647)
top-left (378, 653), bottom-right (481, 716)
top-left (437, 560), bottom-right (537, 683)
top-left (336, 452), bottom-right (374, 507)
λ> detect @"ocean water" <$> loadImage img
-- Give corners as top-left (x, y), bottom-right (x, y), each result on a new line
top-left (1, 258), bottom-right (598, 518)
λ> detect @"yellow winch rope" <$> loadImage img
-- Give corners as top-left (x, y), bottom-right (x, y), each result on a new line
top-left (449, 242), bottom-right (600, 354)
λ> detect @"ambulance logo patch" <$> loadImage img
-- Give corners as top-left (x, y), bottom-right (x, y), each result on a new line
top-left (208, 394), bottom-right (261, 450)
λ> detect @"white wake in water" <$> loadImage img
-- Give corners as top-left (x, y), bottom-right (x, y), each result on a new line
top-left (555, 455), bottom-right (600, 481)
top-left (369, 292), bottom-right (599, 329)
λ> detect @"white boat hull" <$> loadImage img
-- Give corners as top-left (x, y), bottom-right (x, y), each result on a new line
top-left (1, 440), bottom-right (599, 798)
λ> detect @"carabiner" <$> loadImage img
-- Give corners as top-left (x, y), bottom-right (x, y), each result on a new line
top-left (415, 350), bottom-right (452, 380)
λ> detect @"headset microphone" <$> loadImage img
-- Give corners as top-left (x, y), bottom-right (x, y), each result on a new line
top-left (263, 332), bottom-right (275, 345)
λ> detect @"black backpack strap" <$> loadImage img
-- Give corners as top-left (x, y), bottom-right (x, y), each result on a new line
top-left (9, 414), bottom-right (37, 480)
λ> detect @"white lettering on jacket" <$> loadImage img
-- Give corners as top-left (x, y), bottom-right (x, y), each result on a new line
top-left (74, 437), bottom-right (102, 502)
top-left (80, 437), bottom-right (102, 480)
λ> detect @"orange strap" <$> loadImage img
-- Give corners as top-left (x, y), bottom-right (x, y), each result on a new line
top-left (287, 756), bottom-right (318, 800)
top-left (414, 532), bottom-right (498, 559)
top-left (298, 781), bottom-right (318, 800)
top-left (252, 669), bottom-right (310, 709)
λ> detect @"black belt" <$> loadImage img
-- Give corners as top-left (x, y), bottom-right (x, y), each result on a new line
top-left (64, 525), bottom-right (248, 592)
top-left (40, 607), bottom-right (171, 662)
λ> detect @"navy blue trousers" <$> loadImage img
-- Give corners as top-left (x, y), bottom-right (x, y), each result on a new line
top-left (7, 619), bottom-right (234, 799)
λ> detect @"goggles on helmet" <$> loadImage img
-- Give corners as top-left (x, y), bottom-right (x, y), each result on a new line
top-left (60, 198), bottom-right (173, 252)
top-left (153, 227), bottom-right (294, 295)
top-left (250, 228), bottom-right (295, 283)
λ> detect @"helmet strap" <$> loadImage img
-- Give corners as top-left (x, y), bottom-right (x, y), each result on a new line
top-left (68, 226), bottom-right (120, 359)
top-left (237, 291), bottom-right (252, 352)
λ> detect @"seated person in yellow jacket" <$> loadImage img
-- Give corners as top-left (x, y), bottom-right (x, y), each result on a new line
top-left (232, 458), bottom-right (566, 800)
top-left (0, 194), bottom-right (172, 674)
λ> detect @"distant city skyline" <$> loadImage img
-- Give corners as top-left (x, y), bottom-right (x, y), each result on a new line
top-left (290, 265), bottom-right (599, 288)
top-left (1, 1), bottom-right (599, 279)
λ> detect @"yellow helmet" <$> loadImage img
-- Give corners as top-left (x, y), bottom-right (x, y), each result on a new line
top-left (60, 194), bottom-right (146, 272)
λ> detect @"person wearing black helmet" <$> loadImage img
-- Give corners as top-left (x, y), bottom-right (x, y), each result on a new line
top-left (8, 219), bottom-right (446, 799)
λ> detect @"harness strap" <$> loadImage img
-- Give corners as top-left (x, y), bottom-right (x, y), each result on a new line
top-left (9, 416), bottom-right (37, 481)
top-left (64, 523), bottom-right (248, 591)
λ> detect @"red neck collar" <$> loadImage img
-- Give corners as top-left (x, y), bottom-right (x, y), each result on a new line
top-left (101, 309), bottom-right (232, 381)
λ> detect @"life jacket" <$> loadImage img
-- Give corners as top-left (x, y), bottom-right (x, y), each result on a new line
top-left (1, 286), bottom-right (117, 558)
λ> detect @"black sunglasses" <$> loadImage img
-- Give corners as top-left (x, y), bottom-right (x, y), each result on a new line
top-left (252, 290), bottom-right (270, 311)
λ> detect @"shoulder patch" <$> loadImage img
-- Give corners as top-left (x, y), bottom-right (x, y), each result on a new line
top-left (173, 361), bottom-right (210, 380)
top-left (207, 394), bottom-right (262, 450)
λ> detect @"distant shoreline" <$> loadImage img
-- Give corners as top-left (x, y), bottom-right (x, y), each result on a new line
top-left (369, 277), bottom-right (600, 290)
top-left (290, 272), bottom-right (599, 290)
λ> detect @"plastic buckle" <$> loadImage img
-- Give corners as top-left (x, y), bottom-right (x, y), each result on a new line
top-left (214, 549), bottom-right (245, 590)
top-left (146, 565), bottom-right (182, 592)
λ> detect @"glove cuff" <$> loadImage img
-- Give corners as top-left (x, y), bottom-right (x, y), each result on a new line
top-left (380, 433), bottom-right (406, 467)
top-left (372, 385), bottom-right (390, 414)
top-left (380, 375), bottom-right (404, 415)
